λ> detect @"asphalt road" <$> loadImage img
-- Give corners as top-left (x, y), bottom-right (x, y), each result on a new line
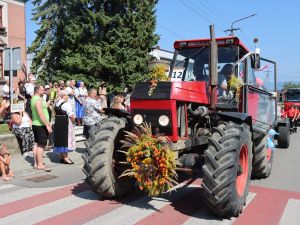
top-left (252, 131), bottom-right (300, 192)
top-left (1, 132), bottom-right (300, 224)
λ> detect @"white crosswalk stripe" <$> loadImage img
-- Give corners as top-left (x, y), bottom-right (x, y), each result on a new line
top-left (0, 185), bottom-right (62, 205)
top-left (279, 198), bottom-right (300, 225)
top-left (1, 180), bottom-right (300, 225)
top-left (84, 184), bottom-right (200, 225)
top-left (0, 190), bottom-right (99, 225)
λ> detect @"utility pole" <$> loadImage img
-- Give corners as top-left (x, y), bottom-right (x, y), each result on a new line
top-left (225, 14), bottom-right (258, 36)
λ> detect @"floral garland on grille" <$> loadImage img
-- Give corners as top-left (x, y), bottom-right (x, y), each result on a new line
top-left (120, 123), bottom-right (177, 196)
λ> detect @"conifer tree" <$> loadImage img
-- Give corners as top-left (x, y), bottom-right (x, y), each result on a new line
top-left (29, 0), bottom-right (159, 90)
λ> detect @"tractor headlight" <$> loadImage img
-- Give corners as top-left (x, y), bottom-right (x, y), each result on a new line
top-left (133, 114), bottom-right (143, 125)
top-left (158, 115), bottom-right (169, 127)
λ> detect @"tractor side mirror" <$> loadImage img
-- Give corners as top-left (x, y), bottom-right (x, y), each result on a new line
top-left (251, 53), bottom-right (260, 70)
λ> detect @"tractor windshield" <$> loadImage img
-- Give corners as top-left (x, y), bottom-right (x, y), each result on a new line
top-left (286, 91), bottom-right (300, 102)
top-left (171, 46), bottom-right (238, 82)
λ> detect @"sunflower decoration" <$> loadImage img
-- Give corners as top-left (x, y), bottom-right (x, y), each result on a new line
top-left (228, 74), bottom-right (244, 103)
top-left (148, 64), bottom-right (170, 96)
top-left (120, 123), bottom-right (178, 197)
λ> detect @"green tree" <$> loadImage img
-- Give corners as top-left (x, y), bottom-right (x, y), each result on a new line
top-left (29, 0), bottom-right (159, 91)
top-left (282, 81), bottom-right (300, 90)
top-left (29, 0), bottom-right (68, 82)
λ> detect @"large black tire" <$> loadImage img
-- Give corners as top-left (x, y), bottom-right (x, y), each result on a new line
top-left (82, 117), bottom-right (132, 198)
top-left (202, 122), bottom-right (253, 217)
top-left (277, 124), bottom-right (290, 148)
top-left (252, 134), bottom-right (273, 179)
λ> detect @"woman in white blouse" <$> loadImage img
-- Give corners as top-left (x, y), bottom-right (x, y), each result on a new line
top-left (53, 91), bottom-right (76, 164)
top-left (11, 110), bottom-right (36, 158)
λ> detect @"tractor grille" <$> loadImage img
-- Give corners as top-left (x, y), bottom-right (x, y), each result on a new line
top-left (132, 109), bottom-right (172, 136)
top-left (131, 82), bottom-right (171, 100)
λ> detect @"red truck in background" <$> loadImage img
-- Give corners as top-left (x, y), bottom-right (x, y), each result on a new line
top-left (279, 88), bottom-right (300, 134)
top-left (283, 88), bottom-right (300, 110)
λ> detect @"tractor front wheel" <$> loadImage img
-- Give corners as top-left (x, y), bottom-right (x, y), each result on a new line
top-left (82, 117), bottom-right (132, 198)
top-left (202, 122), bottom-right (253, 217)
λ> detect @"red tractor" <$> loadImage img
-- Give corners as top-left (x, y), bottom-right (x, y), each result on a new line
top-left (83, 26), bottom-right (284, 217)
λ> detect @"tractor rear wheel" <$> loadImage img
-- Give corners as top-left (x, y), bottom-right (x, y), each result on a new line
top-left (82, 117), bottom-right (132, 198)
top-left (202, 122), bottom-right (253, 217)
top-left (277, 124), bottom-right (290, 148)
top-left (252, 134), bottom-right (273, 179)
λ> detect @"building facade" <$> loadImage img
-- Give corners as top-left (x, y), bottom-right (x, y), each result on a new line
top-left (0, 0), bottom-right (26, 81)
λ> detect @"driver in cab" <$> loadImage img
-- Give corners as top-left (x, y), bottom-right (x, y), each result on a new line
top-left (218, 64), bottom-right (233, 97)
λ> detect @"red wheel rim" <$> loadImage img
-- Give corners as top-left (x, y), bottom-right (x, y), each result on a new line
top-left (266, 148), bottom-right (272, 161)
top-left (236, 144), bottom-right (249, 197)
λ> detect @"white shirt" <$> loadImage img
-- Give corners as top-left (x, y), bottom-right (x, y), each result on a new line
top-left (13, 113), bottom-right (31, 128)
top-left (2, 84), bottom-right (9, 97)
top-left (42, 94), bottom-right (48, 102)
top-left (66, 87), bottom-right (74, 96)
top-left (56, 99), bottom-right (74, 117)
top-left (75, 87), bottom-right (87, 97)
top-left (25, 83), bottom-right (35, 96)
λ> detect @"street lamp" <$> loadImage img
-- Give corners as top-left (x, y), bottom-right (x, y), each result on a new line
top-left (225, 13), bottom-right (258, 36)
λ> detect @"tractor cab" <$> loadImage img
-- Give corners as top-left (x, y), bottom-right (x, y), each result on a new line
top-left (171, 37), bottom-right (248, 84)
top-left (170, 37), bottom-right (278, 133)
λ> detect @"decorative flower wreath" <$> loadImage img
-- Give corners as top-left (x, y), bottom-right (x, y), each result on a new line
top-left (228, 74), bottom-right (244, 103)
top-left (120, 123), bottom-right (178, 196)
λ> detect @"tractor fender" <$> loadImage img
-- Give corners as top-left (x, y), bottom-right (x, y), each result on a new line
top-left (216, 112), bottom-right (252, 130)
top-left (103, 108), bottom-right (131, 120)
top-left (275, 118), bottom-right (289, 127)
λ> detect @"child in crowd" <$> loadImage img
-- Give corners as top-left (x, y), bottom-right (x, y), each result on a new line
top-left (0, 144), bottom-right (13, 181)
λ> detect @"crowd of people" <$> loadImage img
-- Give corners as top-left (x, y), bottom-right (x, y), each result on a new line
top-left (0, 74), bottom-right (132, 181)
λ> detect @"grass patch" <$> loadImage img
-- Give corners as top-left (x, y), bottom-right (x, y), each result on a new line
top-left (0, 123), bottom-right (11, 135)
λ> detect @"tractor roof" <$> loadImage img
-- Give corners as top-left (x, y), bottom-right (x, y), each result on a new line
top-left (174, 36), bottom-right (250, 52)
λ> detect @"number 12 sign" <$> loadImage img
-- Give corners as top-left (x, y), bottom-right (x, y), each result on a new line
top-left (171, 68), bottom-right (184, 82)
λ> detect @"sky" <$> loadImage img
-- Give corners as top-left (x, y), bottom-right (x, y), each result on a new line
top-left (26, 0), bottom-right (300, 82)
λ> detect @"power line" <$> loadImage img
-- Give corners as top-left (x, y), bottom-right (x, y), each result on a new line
top-left (158, 14), bottom-right (197, 36)
top-left (157, 23), bottom-right (186, 40)
top-left (202, 0), bottom-right (232, 25)
top-left (178, 0), bottom-right (225, 33)
top-left (191, 0), bottom-right (230, 29)
top-left (239, 28), bottom-right (253, 49)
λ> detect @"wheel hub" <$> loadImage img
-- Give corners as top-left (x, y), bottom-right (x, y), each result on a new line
top-left (236, 144), bottom-right (249, 197)
top-left (266, 148), bottom-right (272, 161)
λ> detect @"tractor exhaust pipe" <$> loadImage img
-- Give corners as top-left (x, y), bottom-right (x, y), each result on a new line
top-left (209, 25), bottom-right (218, 109)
